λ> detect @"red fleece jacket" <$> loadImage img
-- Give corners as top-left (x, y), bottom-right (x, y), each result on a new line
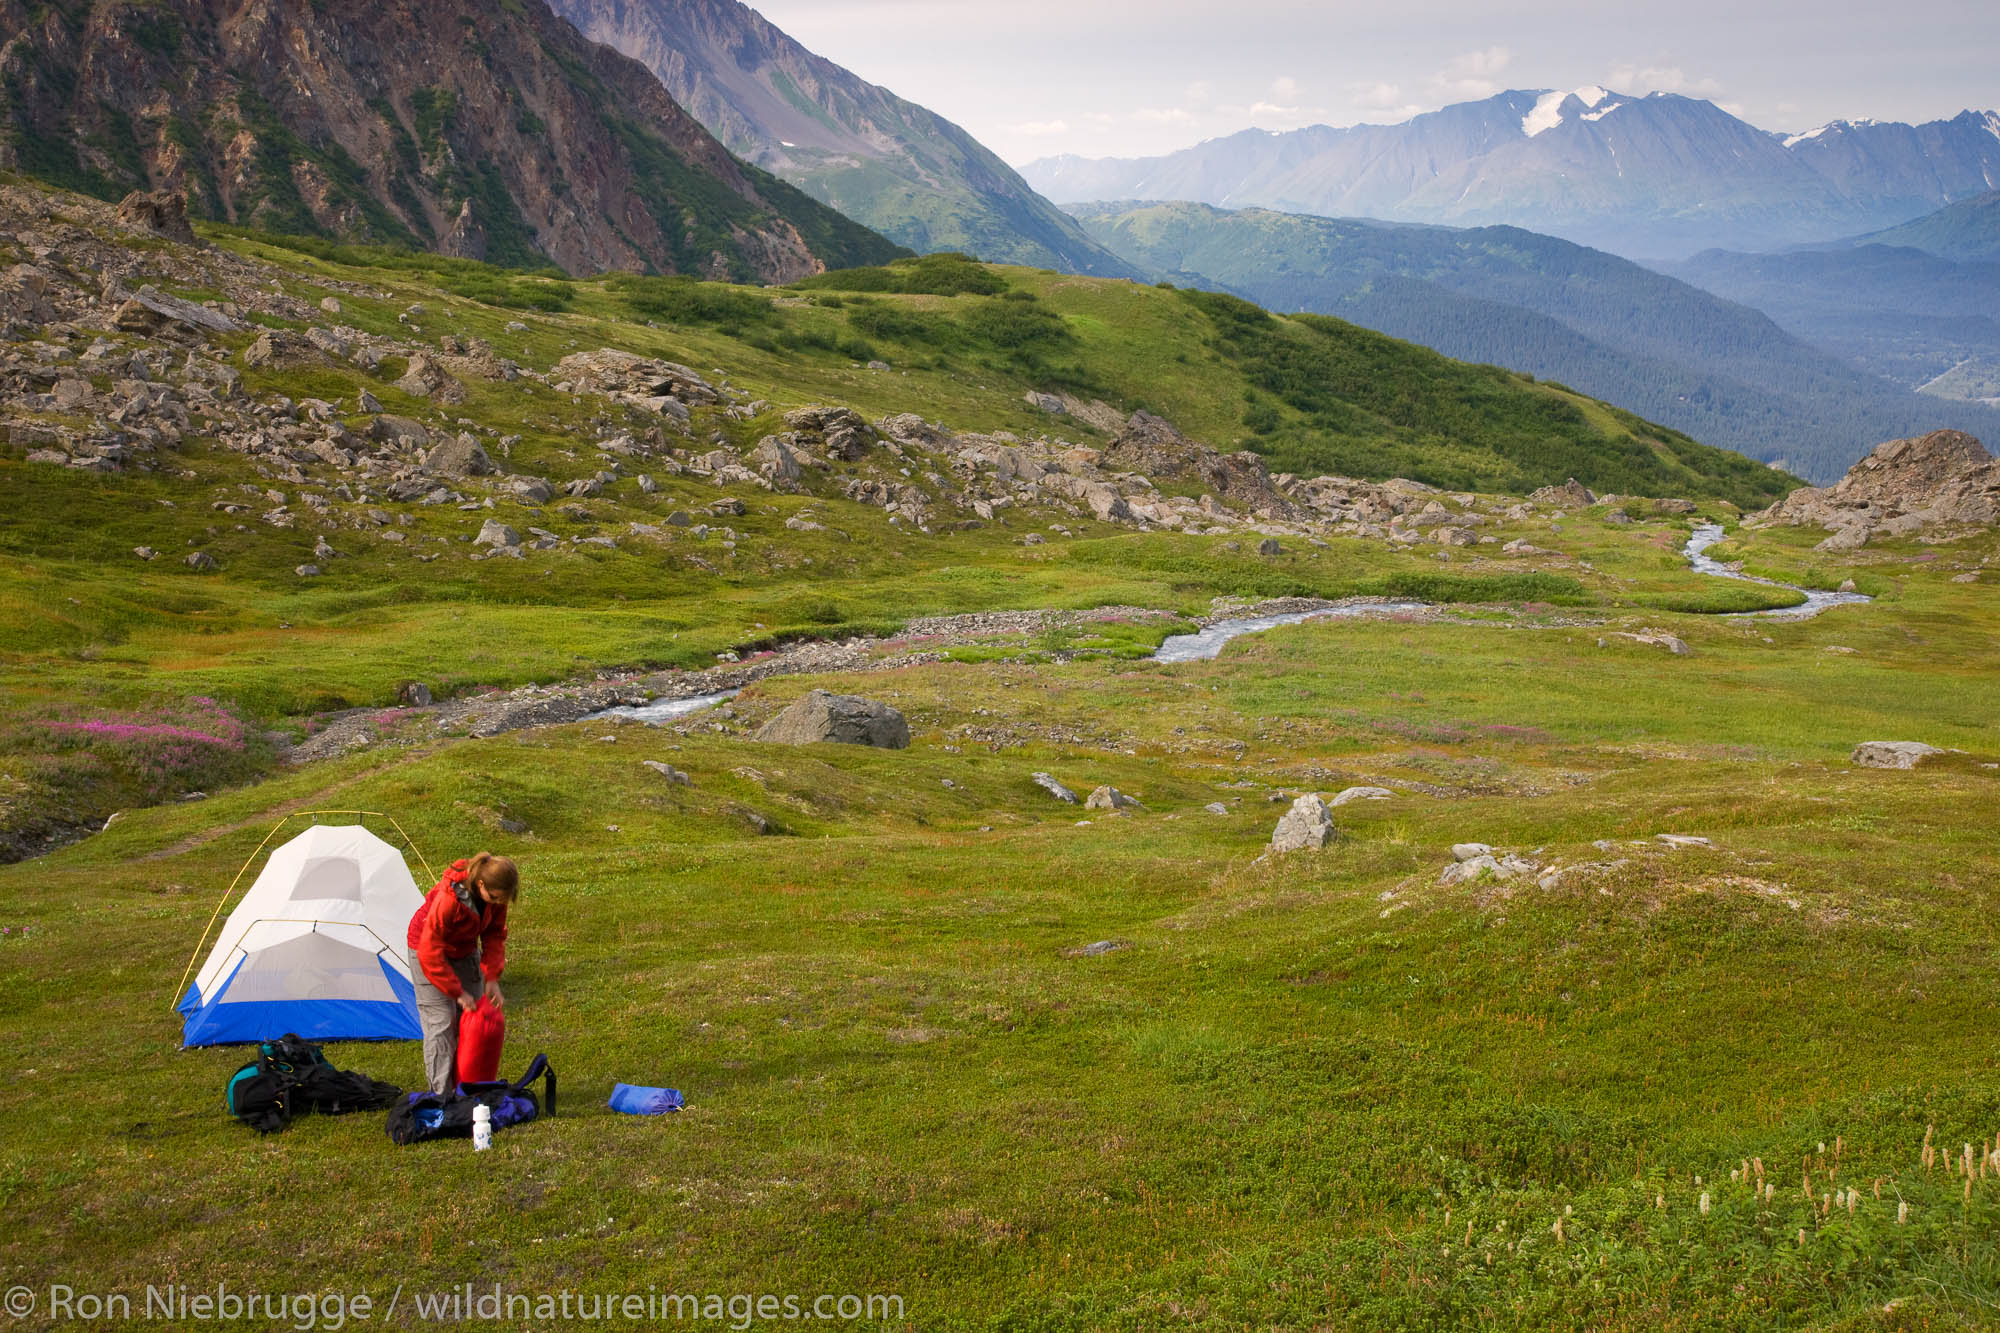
top-left (406, 859), bottom-right (508, 998)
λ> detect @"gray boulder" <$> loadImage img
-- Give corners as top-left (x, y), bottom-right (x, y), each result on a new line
top-left (369, 415), bottom-right (430, 448)
top-left (474, 519), bottom-right (520, 548)
top-left (1085, 785), bottom-right (1142, 811)
top-left (1032, 772), bottom-right (1078, 803)
top-left (1851, 741), bottom-right (1944, 769)
top-left (755, 689), bottom-right (909, 749)
top-left (421, 433), bottom-right (494, 477)
top-left (641, 760), bottom-right (692, 785)
top-left (1270, 794), bottom-right (1338, 852)
top-left (1330, 786), bottom-right (1394, 806)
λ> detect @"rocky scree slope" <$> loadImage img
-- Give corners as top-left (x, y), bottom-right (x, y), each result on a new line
top-left (0, 0), bottom-right (904, 279)
top-left (0, 184), bottom-right (1699, 577)
top-left (545, 0), bottom-right (1136, 277)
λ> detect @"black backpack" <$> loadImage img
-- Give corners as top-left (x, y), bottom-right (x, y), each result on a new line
top-left (386, 1053), bottom-right (556, 1145)
top-left (225, 1034), bottom-right (402, 1135)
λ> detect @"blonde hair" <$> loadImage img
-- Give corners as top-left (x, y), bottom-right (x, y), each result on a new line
top-left (466, 851), bottom-right (519, 904)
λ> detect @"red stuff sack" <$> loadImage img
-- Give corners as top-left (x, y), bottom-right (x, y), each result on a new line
top-left (455, 998), bottom-right (506, 1087)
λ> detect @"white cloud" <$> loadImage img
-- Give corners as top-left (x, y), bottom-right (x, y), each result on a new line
top-left (1131, 107), bottom-right (1199, 124)
top-left (1271, 75), bottom-right (1301, 100)
top-left (1352, 81), bottom-right (1406, 109)
top-left (1432, 46), bottom-right (1513, 99)
top-left (1608, 64), bottom-right (1726, 98)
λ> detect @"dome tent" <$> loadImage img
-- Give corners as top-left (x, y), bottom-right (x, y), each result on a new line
top-left (177, 820), bottom-right (429, 1046)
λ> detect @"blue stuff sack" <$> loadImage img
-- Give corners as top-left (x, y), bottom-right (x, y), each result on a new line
top-left (609, 1083), bottom-right (684, 1115)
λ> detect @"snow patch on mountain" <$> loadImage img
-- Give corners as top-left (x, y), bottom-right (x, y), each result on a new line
top-left (1523, 91), bottom-right (1570, 137)
top-left (1524, 86), bottom-right (1625, 137)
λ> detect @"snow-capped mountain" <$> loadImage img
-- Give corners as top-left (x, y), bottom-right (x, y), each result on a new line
top-left (1021, 91), bottom-right (2000, 260)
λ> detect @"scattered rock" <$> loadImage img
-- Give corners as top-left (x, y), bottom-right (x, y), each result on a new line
top-left (1085, 785), bottom-right (1143, 811)
top-left (1269, 794), bottom-right (1337, 852)
top-left (1025, 391), bottom-right (1065, 415)
top-left (400, 682), bottom-right (432, 707)
top-left (1528, 478), bottom-right (1596, 508)
top-left (185, 551), bottom-right (216, 571)
top-left (1063, 939), bottom-right (1128, 957)
top-left (1850, 741), bottom-right (1944, 769)
top-left (1257, 538), bottom-right (1283, 556)
top-left (754, 689), bottom-right (910, 749)
top-left (1656, 834), bottom-right (1712, 848)
top-left (369, 414), bottom-right (431, 448)
top-left (1032, 772), bottom-right (1078, 803)
top-left (1451, 843), bottom-right (1493, 861)
top-left (1203, 802), bottom-right (1228, 814)
top-left (641, 760), bottom-right (692, 785)
top-left (1438, 852), bottom-right (1539, 886)
top-left (474, 519), bottom-right (520, 548)
top-left (1330, 786), bottom-right (1394, 806)
top-left (421, 433), bottom-right (494, 477)
top-left (115, 189), bottom-right (198, 245)
top-left (395, 352), bottom-right (461, 401)
top-left (1611, 630), bottom-right (1691, 655)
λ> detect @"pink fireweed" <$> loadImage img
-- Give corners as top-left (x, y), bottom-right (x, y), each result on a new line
top-left (43, 721), bottom-right (243, 748)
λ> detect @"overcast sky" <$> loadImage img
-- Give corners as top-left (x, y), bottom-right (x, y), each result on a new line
top-left (749, 0), bottom-right (2000, 165)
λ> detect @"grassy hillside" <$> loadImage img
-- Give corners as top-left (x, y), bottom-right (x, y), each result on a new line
top-left (5, 184), bottom-right (1998, 1329)
top-left (1077, 200), bottom-right (2000, 482)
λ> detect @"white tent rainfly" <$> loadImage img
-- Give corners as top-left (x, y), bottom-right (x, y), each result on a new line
top-left (178, 823), bottom-right (427, 1046)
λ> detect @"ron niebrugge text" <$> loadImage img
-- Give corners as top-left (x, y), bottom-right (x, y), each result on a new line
top-left (16, 1284), bottom-right (906, 1328)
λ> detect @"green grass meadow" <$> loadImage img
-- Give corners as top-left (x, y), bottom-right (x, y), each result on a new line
top-left (0, 218), bottom-right (1997, 1329)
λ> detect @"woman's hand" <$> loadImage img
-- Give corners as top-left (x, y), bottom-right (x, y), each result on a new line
top-left (456, 991), bottom-right (477, 1013)
top-left (483, 979), bottom-right (505, 1012)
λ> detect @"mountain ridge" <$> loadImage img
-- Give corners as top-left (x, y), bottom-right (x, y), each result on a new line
top-left (1074, 199), bottom-right (2000, 482)
top-left (1025, 92), bottom-right (2000, 259)
top-left (545, 0), bottom-right (1138, 277)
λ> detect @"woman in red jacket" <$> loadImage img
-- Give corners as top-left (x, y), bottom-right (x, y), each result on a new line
top-left (407, 851), bottom-right (517, 1094)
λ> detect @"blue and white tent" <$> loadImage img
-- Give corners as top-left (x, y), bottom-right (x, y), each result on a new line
top-left (178, 823), bottom-right (425, 1046)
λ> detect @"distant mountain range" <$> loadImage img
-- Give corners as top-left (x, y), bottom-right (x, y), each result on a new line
top-left (1669, 191), bottom-right (2000, 407)
top-left (0, 0), bottom-right (904, 279)
top-left (546, 0), bottom-right (1138, 276)
top-left (1025, 90), bottom-right (2000, 260)
top-left (1075, 199), bottom-right (2000, 482)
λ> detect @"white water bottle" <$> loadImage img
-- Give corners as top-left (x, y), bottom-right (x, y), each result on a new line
top-left (472, 1103), bottom-right (492, 1151)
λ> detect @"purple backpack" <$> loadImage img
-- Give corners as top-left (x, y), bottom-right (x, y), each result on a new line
top-left (386, 1053), bottom-right (554, 1144)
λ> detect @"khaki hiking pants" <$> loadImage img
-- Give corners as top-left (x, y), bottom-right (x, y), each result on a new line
top-left (409, 948), bottom-right (482, 1095)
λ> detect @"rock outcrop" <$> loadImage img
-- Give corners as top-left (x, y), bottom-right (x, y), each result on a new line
top-left (1748, 431), bottom-right (1999, 548)
top-left (754, 689), bottom-right (910, 749)
top-left (0, 0), bottom-right (901, 280)
top-left (1269, 795), bottom-right (1338, 852)
top-left (1850, 741), bottom-right (1945, 769)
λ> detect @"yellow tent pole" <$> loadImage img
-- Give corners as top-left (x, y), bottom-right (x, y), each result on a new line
top-left (171, 809), bottom-right (435, 1004)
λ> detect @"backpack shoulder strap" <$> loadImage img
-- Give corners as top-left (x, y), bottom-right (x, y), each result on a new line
top-left (511, 1053), bottom-right (554, 1117)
